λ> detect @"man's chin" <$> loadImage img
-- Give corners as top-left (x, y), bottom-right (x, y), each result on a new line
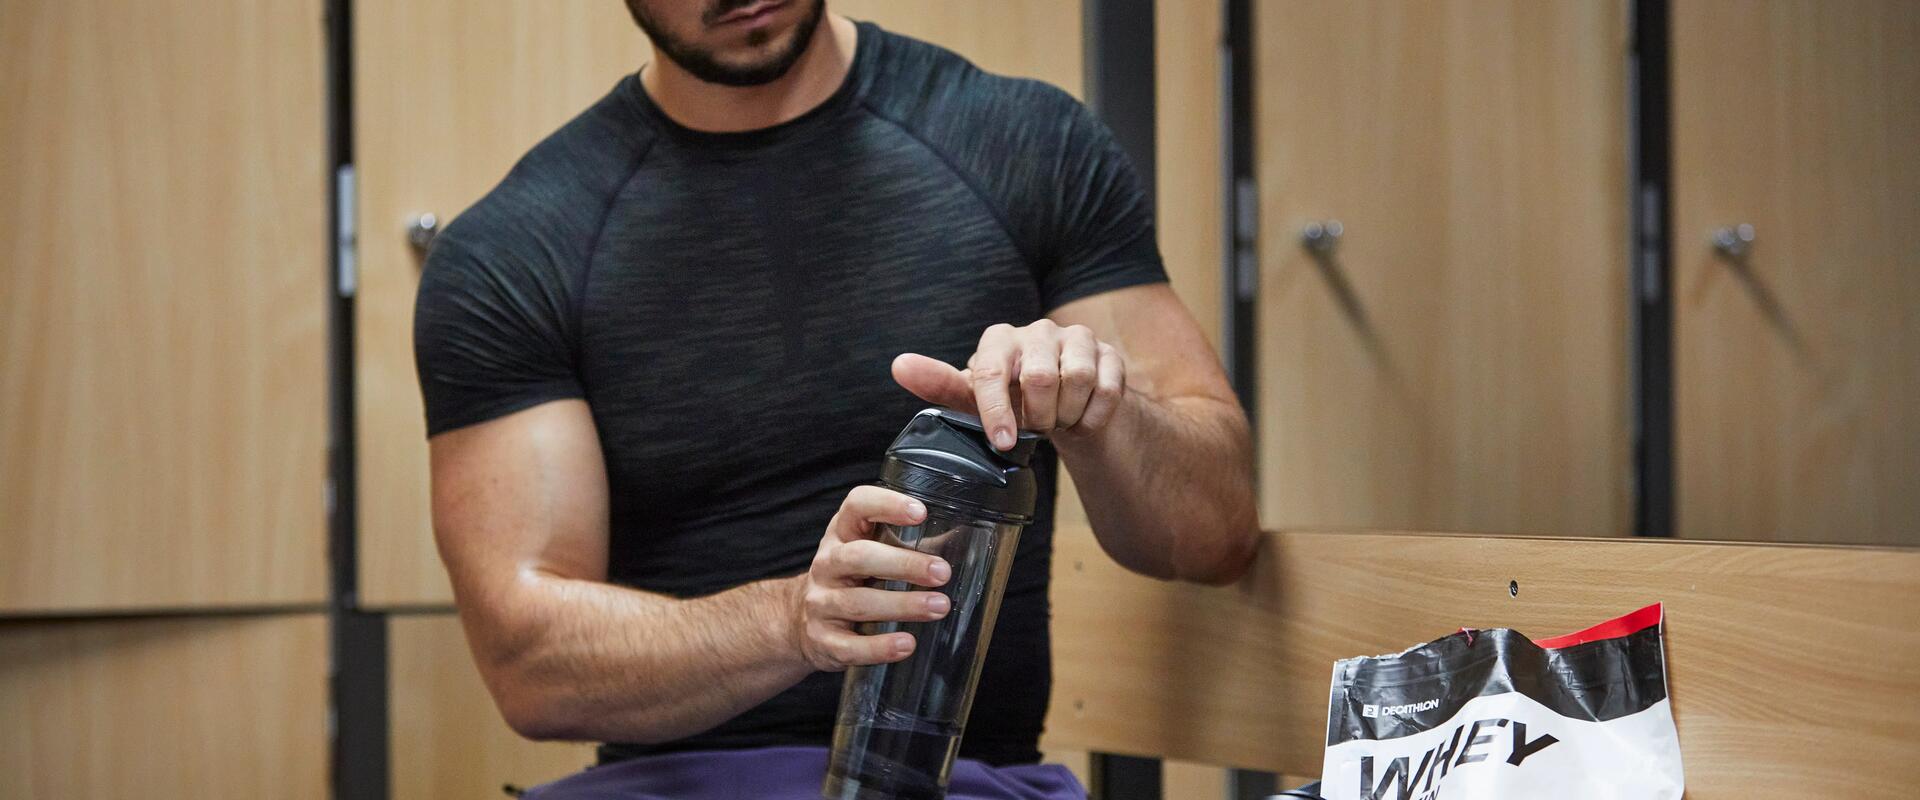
top-left (697, 36), bottom-right (807, 85)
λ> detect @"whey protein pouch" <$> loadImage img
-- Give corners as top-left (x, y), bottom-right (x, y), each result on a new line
top-left (1320, 603), bottom-right (1682, 800)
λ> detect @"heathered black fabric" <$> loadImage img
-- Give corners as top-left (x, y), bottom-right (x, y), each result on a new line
top-left (412, 21), bottom-right (1166, 767)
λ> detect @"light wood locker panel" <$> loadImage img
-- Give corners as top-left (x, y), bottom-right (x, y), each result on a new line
top-left (0, 614), bottom-right (329, 799)
top-left (390, 613), bottom-right (594, 799)
top-left (353, 2), bottom-right (651, 606)
top-left (838, 0), bottom-right (1082, 94)
top-left (1155, 0), bottom-right (1224, 346)
top-left (1163, 760), bottom-right (1229, 797)
top-left (1255, 1), bottom-right (1631, 537)
top-left (0, 0), bottom-right (328, 611)
top-left (1672, 1), bottom-right (1920, 545)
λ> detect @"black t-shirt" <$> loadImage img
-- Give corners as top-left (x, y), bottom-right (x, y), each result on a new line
top-left (412, 21), bottom-right (1166, 766)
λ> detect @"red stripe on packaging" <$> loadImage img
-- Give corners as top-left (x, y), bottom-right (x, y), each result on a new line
top-left (1533, 602), bottom-right (1664, 649)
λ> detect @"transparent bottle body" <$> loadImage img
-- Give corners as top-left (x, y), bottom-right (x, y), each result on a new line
top-left (822, 507), bottom-right (1026, 800)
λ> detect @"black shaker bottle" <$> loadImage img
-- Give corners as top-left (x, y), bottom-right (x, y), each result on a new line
top-left (822, 408), bottom-right (1042, 800)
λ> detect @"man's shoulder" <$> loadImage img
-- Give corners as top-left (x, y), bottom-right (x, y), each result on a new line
top-left (862, 23), bottom-right (1083, 134)
top-left (439, 78), bottom-right (656, 265)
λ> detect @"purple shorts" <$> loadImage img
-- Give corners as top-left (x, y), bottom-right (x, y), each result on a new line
top-left (521, 745), bottom-right (1085, 800)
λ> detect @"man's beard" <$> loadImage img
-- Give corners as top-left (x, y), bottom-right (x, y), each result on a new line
top-left (631, 0), bottom-right (827, 88)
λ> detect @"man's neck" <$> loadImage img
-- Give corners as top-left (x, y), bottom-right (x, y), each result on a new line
top-left (641, 14), bottom-right (858, 133)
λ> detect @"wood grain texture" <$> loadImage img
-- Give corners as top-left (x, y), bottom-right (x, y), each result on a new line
top-left (1673, 0), bottom-right (1920, 545)
top-left (0, 614), bottom-right (329, 799)
top-left (1154, 0), bottom-right (1224, 347)
top-left (836, 0), bottom-right (1083, 98)
top-left (355, 0), bottom-right (1087, 606)
top-left (1254, 1), bottom-right (1631, 537)
top-left (353, 1), bottom-right (651, 606)
top-left (0, 0), bottom-right (328, 611)
top-left (1045, 525), bottom-right (1920, 796)
top-left (389, 614), bottom-right (594, 799)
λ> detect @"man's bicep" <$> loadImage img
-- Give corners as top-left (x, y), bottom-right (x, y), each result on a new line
top-left (1049, 283), bottom-right (1235, 403)
top-left (429, 399), bottom-right (610, 597)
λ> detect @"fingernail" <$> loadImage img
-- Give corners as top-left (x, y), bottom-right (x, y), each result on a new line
top-left (926, 595), bottom-right (950, 615)
top-left (994, 430), bottom-right (1014, 449)
top-left (929, 560), bottom-right (952, 583)
top-left (895, 635), bottom-right (915, 656)
top-left (906, 500), bottom-right (926, 519)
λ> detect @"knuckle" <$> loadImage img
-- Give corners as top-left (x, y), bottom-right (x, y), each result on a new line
top-left (828, 544), bottom-right (858, 571)
top-left (1062, 365), bottom-right (1097, 385)
top-left (970, 364), bottom-right (1008, 383)
top-left (1020, 367), bottom-right (1059, 389)
top-left (1093, 381), bottom-right (1124, 401)
top-left (1064, 323), bottom-right (1094, 338)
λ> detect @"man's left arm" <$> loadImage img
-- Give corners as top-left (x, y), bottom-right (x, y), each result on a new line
top-left (892, 282), bottom-right (1260, 584)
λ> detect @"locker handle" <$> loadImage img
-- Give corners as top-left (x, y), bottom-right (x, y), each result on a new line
top-left (1711, 223), bottom-right (1755, 261)
top-left (407, 213), bottom-right (441, 259)
top-left (1301, 219), bottom-right (1343, 257)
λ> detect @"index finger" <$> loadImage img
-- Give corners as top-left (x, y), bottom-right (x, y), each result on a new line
top-left (828, 485), bottom-right (928, 543)
top-left (968, 324), bottom-right (1021, 450)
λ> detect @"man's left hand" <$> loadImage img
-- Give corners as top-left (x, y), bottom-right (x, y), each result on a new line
top-left (892, 319), bottom-right (1126, 451)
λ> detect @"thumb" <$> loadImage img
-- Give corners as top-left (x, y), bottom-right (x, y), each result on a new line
top-left (891, 353), bottom-right (977, 413)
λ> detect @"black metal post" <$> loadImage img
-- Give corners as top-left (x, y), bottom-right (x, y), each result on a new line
top-left (1221, 0), bottom-right (1258, 432)
top-left (1229, 767), bottom-right (1280, 799)
top-left (326, 1), bottom-right (391, 798)
top-left (1090, 753), bottom-right (1164, 800)
top-left (1629, 0), bottom-right (1675, 538)
top-left (1084, 0), bottom-right (1158, 201)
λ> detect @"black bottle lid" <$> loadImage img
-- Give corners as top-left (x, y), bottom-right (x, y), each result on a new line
top-left (878, 408), bottom-right (1042, 523)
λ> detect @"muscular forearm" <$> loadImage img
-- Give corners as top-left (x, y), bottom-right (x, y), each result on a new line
top-left (1055, 390), bottom-right (1260, 584)
top-left (464, 571), bottom-right (809, 744)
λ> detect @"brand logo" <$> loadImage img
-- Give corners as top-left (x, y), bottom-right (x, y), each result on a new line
top-left (1366, 698), bottom-right (1440, 719)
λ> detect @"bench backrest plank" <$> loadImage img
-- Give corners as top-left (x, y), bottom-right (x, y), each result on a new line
top-left (1043, 528), bottom-right (1920, 797)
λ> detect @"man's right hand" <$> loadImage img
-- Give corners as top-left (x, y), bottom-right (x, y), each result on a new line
top-left (791, 485), bottom-right (954, 672)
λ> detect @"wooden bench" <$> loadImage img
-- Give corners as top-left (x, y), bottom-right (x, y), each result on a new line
top-left (1043, 527), bottom-right (1920, 797)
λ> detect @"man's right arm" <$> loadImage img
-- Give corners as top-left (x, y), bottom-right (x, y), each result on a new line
top-left (430, 399), bottom-right (954, 743)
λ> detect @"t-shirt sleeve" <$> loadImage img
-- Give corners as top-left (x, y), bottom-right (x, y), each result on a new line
top-left (1037, 100), bottom-right (1169, 311)
top-left (412, 236), bottom-right (584, 437)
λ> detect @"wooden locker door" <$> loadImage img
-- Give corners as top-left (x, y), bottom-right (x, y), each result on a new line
top-left (835, 0), bottom-right (1081, 94)
top-left (1154, 0), bottom-right (1223, 345)
top-left (1255, 1), bottom-right (1631, 537)
top-left (353, 2), bottom-right (649, 606)
top-left (0, 614), bottom-right (330, 799)
top-left (1672, 1), bottom-right (1920, 545)
top-left (0, 0), bottom-right (329, 611)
